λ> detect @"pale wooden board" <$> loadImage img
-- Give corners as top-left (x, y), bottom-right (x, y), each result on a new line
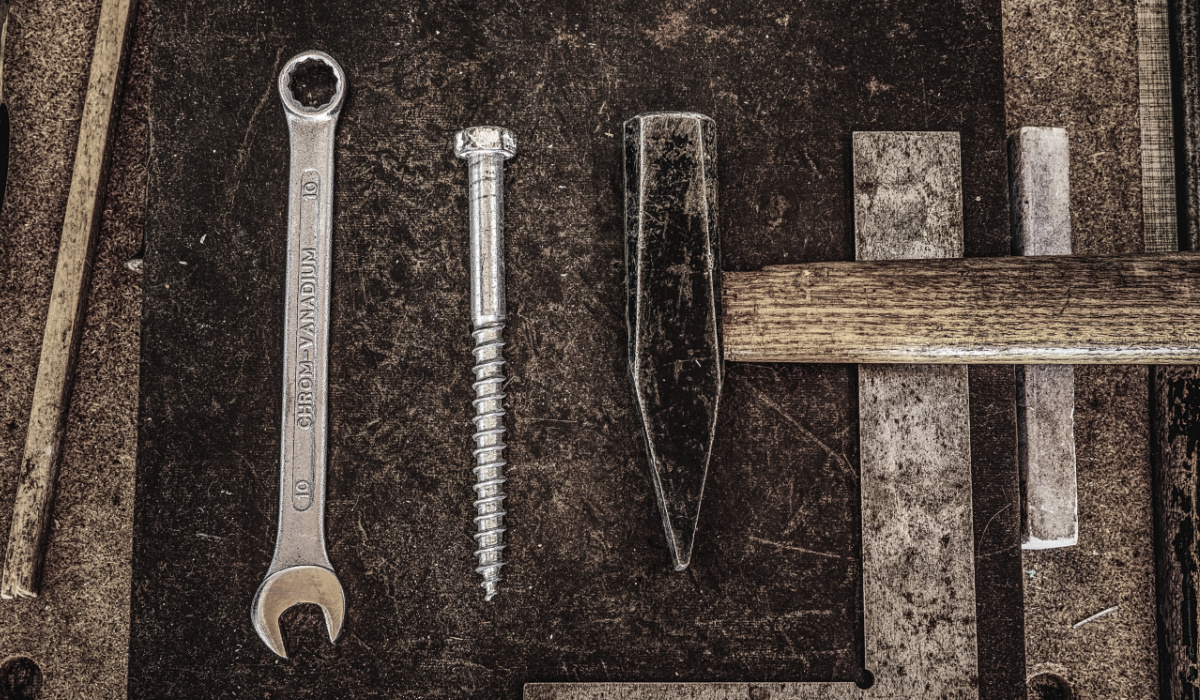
top-left (853, 132), bottom-right (978, 697)
top-left (1015, 364), bottom-right (1077, 548)
top-left (1008, 127), bottom-right (1077, 550)
top-left (852, 132), bottom-right (963, 261)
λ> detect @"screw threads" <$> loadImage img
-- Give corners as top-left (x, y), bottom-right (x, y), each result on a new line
top-left (470, 321), bottom-right (508, 601)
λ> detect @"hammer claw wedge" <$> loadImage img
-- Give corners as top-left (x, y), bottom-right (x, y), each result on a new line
top-left (624, 112), bottom-right (723, 570)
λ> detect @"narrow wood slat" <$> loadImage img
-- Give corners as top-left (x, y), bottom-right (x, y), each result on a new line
top-left (1, 0), bottom-right (137, 599)
top-left (1137, 0), bottom-right (1180, 252)
top-left (722, 252), bottom-right (1200, 364)
top-left (1151, 0), bottom-right (1200, 695)
top-left (1009, 127), bottom-right (1079, 550)
top-left (853, 132), bottom-right (979, 696)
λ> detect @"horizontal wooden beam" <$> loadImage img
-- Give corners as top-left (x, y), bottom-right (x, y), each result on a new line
top-left (722, 253), bottom-right (1200, 364)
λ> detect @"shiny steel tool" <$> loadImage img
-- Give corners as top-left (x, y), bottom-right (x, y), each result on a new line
top-left (454, 126), bottom-right (516, 601)
top-left (251, 50), bottom-right (346, 659)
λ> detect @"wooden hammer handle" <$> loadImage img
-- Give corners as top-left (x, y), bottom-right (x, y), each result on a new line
top-left (724, 252), bottom-right (1200, 364)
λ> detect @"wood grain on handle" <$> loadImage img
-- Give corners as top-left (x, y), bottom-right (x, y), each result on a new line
top-left (723, 252), bottom-right (1200, 364)
top-left (1, 0), bottom-right (136, 600)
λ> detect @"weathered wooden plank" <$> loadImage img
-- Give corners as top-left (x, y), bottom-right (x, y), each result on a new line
top-left (854, 132), bottom-right (979, 696)
top-left (1009, 127), bottom-right (1078, 549)
top-left (1152, 366), bottom-right (1200, 699)
top-left (722, 252), bottom-right (1200, 364)
top-left (1136, 0), bottom-right (1179, 252)
top-left (853, 132), bottom-right (963, 261)
top-left (1, 0), bottom-right (137, 599)
top-left (1171, 0), bottom-right (1200, 250)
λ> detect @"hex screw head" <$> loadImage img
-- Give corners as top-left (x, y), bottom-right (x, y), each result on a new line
top-left (454, 126), bottom-right (517, 160)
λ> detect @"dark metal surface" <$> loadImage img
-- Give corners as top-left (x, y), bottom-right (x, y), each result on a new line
top-left (131, 2), bottom-right (1020, 698)
top-left (625, 112), bottom-right (721, 571)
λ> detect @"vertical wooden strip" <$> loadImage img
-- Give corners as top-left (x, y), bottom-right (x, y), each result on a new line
top-left (1, 0), bottom-right (137, 599)
top-left (1146, 1), bottom-right (1200, 695)
top-left (1153, 365), bottom-right (1200, 700)
top-left (1137, 0), bottom-right (1180, 252)
top-left (1009, 127), bottom-right (1078, 549)
top-left (1170, 0), bottom-right (1200, 250)
top-left (853, 132), bottom-right (979, 696)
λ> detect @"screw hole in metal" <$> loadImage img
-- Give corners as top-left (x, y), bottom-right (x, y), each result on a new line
top-left (0, 656), bottom-right (42, 700)
top-left (854, 668), bottom-right (875, 690)
top-left (1028, 672), bottom-right (1073, 700)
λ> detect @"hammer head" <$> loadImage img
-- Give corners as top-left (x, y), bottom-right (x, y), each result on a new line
top-left (624, 112), bottom-right (723, 571)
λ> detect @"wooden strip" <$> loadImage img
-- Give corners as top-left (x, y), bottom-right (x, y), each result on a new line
top-left (1152, 366), bottom-right (1200, 699)
top-left (1170, 0), bottom-right (1200, 250)
top-left (1151, 2), bottom-right (1200, 696)
top-left (1009, 127), bottom-right (1078, 549)
top-left (1, 0), bottom-right (137, 599)
top-left (722, 253), bottom-right (1200, 364)
top-left (1137, 0), bottom-right (1180, 252)
top-left (854, 132), bottom-right (979, 696)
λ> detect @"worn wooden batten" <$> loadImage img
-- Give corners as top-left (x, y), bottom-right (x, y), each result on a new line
top-left (723, 252), bottom-right (1200, 364)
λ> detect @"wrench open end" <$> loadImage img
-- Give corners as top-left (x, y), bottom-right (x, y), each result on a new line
top-left (251, 565), bottom-right (345, 659)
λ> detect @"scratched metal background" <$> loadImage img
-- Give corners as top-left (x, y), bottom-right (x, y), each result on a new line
top-left (130, 1), bottom-right (1020, 698)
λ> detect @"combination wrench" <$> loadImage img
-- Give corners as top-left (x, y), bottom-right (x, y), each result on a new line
top-left (251, 50), bottom-right (346, 659)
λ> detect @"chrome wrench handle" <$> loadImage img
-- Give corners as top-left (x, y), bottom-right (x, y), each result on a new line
top-left (270, 50), bottom-right (345, 574)
top-left (252, 51), bottom-right (347, 659)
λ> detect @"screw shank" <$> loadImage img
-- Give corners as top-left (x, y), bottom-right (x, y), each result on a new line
top-left (467, 152), bottom-right (508, 327)
top-left (457, 128), bottom-right (514, 600)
